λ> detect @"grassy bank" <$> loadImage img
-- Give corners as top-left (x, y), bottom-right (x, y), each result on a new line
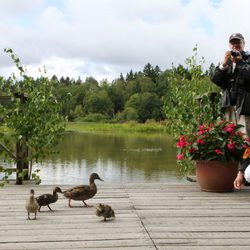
top-left (1, 121), bottom-right (167, 134)
top-left (66, 121), bottom-right (167, 134)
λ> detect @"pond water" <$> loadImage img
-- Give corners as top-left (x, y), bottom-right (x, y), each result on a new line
top-left (1, 132), bottom-right (182, 185)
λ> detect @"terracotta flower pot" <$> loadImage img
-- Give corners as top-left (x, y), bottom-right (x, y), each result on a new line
top-left (196, 160), bottom-right (239, 192)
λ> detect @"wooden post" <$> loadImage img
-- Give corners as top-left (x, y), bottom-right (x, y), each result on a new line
top-left (209, 92), bottom-right (219, 121)
top-left (23, 144), bottom-right (29, 181)
top-left (18, 93), bottom-right (29, 181)
top-left (16, 140), bottom-right (23, 185)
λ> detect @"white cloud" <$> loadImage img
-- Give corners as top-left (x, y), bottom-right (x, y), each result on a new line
top-left (1, 0), bottom-right (250, 81)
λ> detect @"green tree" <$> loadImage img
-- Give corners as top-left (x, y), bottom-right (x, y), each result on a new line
top-left (51, 75), bottom-right (59, 84)
top-left (139, 93), bottom-right (162, 122)
top-left (125, 92), bottom-right (163, 122)
top-left (126, 79), bottom-right (141, 96)
top-left (72, 104), bottom-right (84, 118)
top-left (108, 79), bottom-right (126, 115)
top-left (207, 62), bottom-right (216, 76)
top-left (138, 75), bottom-right (155, 93)
top-left (84, 90), bottom-right (113, 116)
top-left (0, 49), bottom-right (66, 184)
top-left (76, 77), bottom-right (82, 85)
top-left (155, 69), bottom-right (171, 97)
top-left (143, 63), bottom-right (161, 82)
top-left (173, 64), bottom-right (191, 80)
top-left (126, 70), bottom-right (135, 81)
top-left (125, 93), bottom-right (141, 110)
top-left (84, 77), bottom-right (99, 92)
top-left (116, 107), bottom-right (138, 122)
top-left (118, 73), bottom-right (125, 81)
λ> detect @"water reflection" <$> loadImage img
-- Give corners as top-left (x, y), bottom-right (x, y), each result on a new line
top-left (1, 132), bottom-right (181, 184)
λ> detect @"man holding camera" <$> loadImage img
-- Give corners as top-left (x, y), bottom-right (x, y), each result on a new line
top-left (211, 33), bottom-right (250, 138)
top-left (211, 33), bottom-right (250, 190)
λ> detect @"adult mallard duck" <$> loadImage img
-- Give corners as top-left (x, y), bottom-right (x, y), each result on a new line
top-left (25, 189), bottom-right (39, 220)
top-left (63, 173), bottom-right (103, 207)
top-left (96, 203), bottom-right (115, 221)
top-left (36, 186), bottom-right (62, 212)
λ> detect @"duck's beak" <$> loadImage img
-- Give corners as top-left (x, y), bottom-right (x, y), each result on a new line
top-left (99, 178), bottom-right (104, 181)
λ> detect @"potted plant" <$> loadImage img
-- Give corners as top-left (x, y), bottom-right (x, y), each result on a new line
top-left (176, 119), bottom-right (250, 192)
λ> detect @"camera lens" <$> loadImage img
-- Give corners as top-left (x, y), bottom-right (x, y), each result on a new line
top-left (231, 50), bottom-right (239, 57)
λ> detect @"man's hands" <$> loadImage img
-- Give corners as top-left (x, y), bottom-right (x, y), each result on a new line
top-left (234, 171), bottom-right (244, 190)
top-left (231, 49), bottom-right (242, 63)
top-left (222, 50), bottom-right (242, 66)
top-left (222, 51), bottom-right (232, 67)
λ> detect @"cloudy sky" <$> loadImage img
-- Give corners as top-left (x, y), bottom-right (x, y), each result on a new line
top-left (0, 0), bottom-right (249, 82)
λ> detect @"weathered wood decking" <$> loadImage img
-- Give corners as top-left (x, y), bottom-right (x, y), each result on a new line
top-left (1, 181), bottom-right (250, 249)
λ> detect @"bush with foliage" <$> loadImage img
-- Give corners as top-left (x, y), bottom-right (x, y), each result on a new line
top-left (163, 47), bottom-right (223, 173)
top-left (0, 49), bottom-right (66, 184)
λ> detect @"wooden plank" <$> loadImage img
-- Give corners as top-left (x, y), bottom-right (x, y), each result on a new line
top-left (1, 182), bottom-right (250, 248)
top-left (0, 240), bottom-right (155, 250)
top-left (157, 247), bottom-right (250, 250)
top-left (156, 237), bottom-right (250, 245)
top-left (0, 232), bottom-right (150, 243)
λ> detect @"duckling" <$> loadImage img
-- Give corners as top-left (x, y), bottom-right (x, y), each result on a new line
top-left (25, 189), bottom-right (39, 220)
top-left (63, 173), bottom-right (103, 207)
top-left (96, 203), bottom-right (115, 221)
top-left (36, 186), bottom-right (62, 212)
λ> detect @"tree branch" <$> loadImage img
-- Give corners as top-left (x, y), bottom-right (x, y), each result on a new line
top-left (0, 143), bottom-right (16, 160)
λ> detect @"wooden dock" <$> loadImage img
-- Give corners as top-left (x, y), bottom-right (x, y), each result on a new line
top-left (1, 181), bottom-right (250, 249)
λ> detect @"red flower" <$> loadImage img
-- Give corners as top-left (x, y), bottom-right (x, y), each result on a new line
top-left (177, 153), bottom-right (184, 160)
top-left (214, 149), bottom-right (223, 155)
top-left (196, 124), bottom-right (205, 135)
top-left (176, 135), bottom-right (187, 148)
top-left (197, 139), bottom-right (205, 145)
top-left (223, 123), bottom-right (236, 133)
top-left (227, 143), bottom-right (235, 152)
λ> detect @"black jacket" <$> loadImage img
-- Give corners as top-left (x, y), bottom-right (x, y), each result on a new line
top-left (239, 158), bottom-right (250, 173)
top-left (210, 51), bottom-right (250, 115)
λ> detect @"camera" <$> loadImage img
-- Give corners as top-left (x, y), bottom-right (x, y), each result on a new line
top-left (231, 50), bottom-right (240, 57)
